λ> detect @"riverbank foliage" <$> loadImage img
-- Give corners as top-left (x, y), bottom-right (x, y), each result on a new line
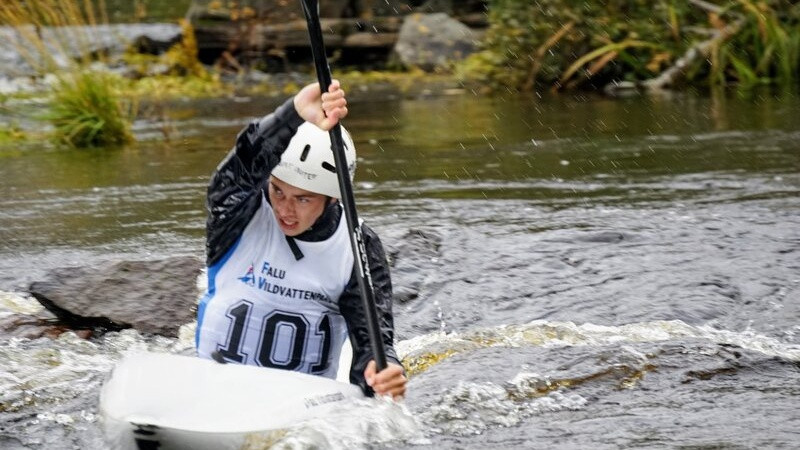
top-left (0, 0), bottom-right (134, 147)
top-left (2, 0), bottom-right (798, 147)
top-left (460, 0), bottom-right (800, 92)
top-left (43, 72), bottom-right (135, 147)
top-left (0, 123), bottom-right (26, 145)
top-left (0, 0), bottom-right (220, 147)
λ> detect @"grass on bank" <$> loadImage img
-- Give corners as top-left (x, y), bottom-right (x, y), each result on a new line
top-left (0, 122), bottom-right (26, 145)
top-left (42, 71), bottom-right (135, 148)
top-left (2, 0), bottom-right (797, 149)
top-left (0, 1), bottom-right (225, 148)
top-left (712, 0), bottom-right (800, 90)
top-left (0, 0), bottom-right (134, 147)
top-left (458, 0), bottom-right (800, 92)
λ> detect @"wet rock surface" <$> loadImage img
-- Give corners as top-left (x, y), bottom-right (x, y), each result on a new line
top-left (0, 310), bottom-right (93, 340)
top-left (394, 13), bottom-right (478, 71)
top-left (28, 256), bottom-right (202, 338)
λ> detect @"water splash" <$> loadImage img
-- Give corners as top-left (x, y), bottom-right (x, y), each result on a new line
top-left (0, 290), bottom-right (43, 317)
top-left (241, 397), bottom-right (424, 449)
top-left (398, 319), bottom-right (800, 378)
top-left (422, 376), bottom-right (587, 436)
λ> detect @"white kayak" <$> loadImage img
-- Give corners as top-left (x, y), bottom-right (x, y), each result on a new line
top-left (99, 352), bottom-right (364, 450)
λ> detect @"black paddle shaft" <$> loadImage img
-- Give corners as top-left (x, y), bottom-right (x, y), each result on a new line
top-left (299, 0), bottom-right (388, 372)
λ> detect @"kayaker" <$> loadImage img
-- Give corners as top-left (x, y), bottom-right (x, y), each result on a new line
top-left (195, 80), bottom-right (407, 399)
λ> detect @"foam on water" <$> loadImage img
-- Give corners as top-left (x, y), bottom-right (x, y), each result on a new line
top-left (398, 319), bottom-right (800, 378)
top-left (0, 290), bottom-right (43, 317)
top-left (241, 397), bottom-right (425, 450)
top-left (2, 298), bottom-right (798, 449)
top-left (1, 319), bottom-right (425, 449)
top-left (2, 91), bottom-right (799, 449)
top-left (422, 378), bottom-right (588, 436)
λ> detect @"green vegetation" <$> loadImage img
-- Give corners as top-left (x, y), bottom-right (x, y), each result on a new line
top-left (43, 71), bottom-right (134, 148)
top-left (123, 19), bottom-right (210, 80)
top-left (121, 17), bottom-right (229, 129)
top-left (713, 0), bottom-right (800, 89)
top-left (459, 0), bottom-right (800, 92)
top-left (0, 0), bottom-right (111, 72)
top-left (333, 68), bottom-right (457, 94)
top-left (0, 122), bottom-right (26, 145)
top-left (1, 0), bottom-right (797, 148)
top-left (0, 0), bottom-right (230, 147)
top-left (0, 0), bottom-right (135, 147)
top-left (101, 0), bottom-right (191, 23)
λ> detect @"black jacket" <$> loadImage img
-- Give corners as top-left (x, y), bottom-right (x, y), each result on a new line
top-left (205, 98), bottom-right (401, 395)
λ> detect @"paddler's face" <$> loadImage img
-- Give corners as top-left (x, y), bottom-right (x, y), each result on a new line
top-left (268, 176), bottom-right (330, 236)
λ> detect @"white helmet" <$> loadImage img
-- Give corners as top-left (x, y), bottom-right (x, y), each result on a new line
top-left (271, 122), bottom-right (357, 198)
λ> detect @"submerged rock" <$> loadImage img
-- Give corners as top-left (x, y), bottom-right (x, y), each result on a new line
top-left (28, 256), bottom-right (202, 338)
top-left (0, 313), bottom-right (93, 340)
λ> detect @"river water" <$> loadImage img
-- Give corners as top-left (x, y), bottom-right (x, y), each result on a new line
top-left (1, 89), bottom-right (799, 449)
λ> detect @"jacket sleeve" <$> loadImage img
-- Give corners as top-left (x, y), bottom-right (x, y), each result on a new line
top-left (206, 98), bottom-right (305, 265)
top-left (339, 223), bottom-right (403, 396)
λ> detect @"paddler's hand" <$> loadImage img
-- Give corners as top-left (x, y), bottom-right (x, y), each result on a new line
top-left (365, 360), bottom-right (407, 400)
top-left (294, 79), bottom-right (348, 131)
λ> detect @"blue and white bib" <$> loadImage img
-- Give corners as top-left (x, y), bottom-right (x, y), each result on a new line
top-left (197, 194), bottom-right (353, 379)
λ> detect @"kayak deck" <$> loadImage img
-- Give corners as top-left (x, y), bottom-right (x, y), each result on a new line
top-left (100, 352), bottom-right (363, 450)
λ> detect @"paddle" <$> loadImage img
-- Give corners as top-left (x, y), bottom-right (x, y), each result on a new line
top-left (299, 0), bottom-right (388, 372)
